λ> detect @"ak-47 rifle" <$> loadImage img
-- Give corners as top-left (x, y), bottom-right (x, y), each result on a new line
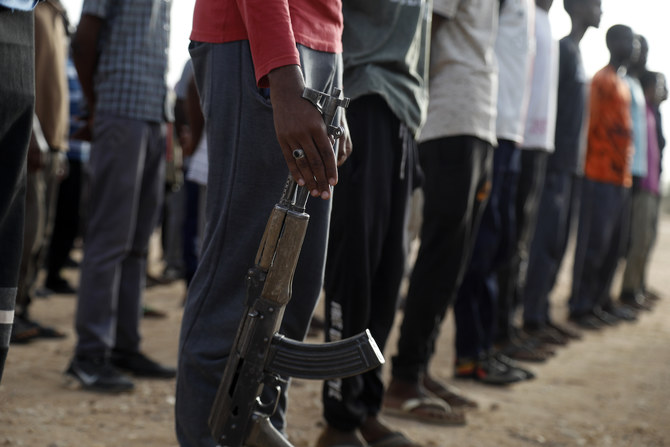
top-left (208, 87), bottom-right (385, 447)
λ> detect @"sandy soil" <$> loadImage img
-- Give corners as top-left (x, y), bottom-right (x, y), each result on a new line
top-left (2, 216), bottom-right (670, 447)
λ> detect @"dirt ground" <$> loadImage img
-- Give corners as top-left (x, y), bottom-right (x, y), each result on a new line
top-left (2, 215), bottom-right (670, 447)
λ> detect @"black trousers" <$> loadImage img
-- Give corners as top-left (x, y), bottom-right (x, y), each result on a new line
top-left (392, 136), bottom-right (493, 382)
top-left (0, 8), bottom-right (34, 382)
top-left (496, 149), bottom-right (548, 341)
top-left (322, 95), bottom-right (417, 430)
top-left (46, 159), bottom-right (83, 282)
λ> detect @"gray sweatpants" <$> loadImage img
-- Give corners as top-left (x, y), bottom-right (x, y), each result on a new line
top-left (175, 41), bottom-right (342, 447)
top-left (75, 116), bottom-right (165, 357)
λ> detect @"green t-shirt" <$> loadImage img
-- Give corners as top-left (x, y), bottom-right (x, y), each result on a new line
top-left (342, 0), bottom-right (432, 137)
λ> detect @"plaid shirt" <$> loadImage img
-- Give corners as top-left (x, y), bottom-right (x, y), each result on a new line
top-left (83, 0), bottom-right (171, 123)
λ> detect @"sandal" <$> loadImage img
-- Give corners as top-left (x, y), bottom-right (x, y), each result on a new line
top-left (382, 396), bottom-right (465, 426)
top-left (422, 375), bottom-right (478, 409)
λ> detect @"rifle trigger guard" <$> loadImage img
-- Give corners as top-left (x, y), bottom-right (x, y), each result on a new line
top-left (255, 376), bottom-right (284, 418)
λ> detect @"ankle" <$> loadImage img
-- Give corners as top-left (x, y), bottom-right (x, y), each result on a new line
top-left (360, 416), bottom-right (393, 444)
top-left (386, 377), bottom-right (421, 398)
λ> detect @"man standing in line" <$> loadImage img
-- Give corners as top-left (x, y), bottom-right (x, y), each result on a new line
top-left (382, 0), bottom-right (500, 416)
top-left (619, 70), bottom-right (666, 308)
top-left (12, 0), bottom-right (70, 343)
top-left (496, 0), bottom-right (561, 360)
top-left (568, 24), bottom-right (636, 327)
top-left (65, 0), bottom-right (175, 392)
top-left (523, 0), bottom-right (602, 335)
top-left (619, 35), bottom-right (655, 312)
top-left (174, 1), bottom-right (351, 446)
top-left (451, 0), bottom-right (536, 385)
top-left (0, 0), bottom-right (39, 383)
top-left (316, 1), bottom-right (436, 445)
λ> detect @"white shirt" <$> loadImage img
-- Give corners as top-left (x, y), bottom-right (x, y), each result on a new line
top-left (495, 0), bottom-right (535, 144)
top-left (521, 7), bottom-right (558, 151)
top-left (418, 0), bottom-right (499, 145)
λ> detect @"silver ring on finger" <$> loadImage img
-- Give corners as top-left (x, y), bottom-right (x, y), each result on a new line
top-left (292, 148), bottom-right (305, 160)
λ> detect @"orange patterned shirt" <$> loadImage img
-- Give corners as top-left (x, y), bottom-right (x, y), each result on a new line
top-left (584, 65), bottom-right (633, 187)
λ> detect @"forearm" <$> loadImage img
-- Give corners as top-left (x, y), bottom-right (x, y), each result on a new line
top-left (71, 14), bottom-right (103, 113)
top-left (184, 77), bottom-right (204, 156)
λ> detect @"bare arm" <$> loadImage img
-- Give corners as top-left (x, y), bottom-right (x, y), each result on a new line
top-left (183, 76), bottom-right (204, 157)
top-left (71, 14), bottom-right (103, 116)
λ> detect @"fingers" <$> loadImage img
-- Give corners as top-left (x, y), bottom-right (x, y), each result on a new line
top-left (337, 130), bottom-right (353, 166)
top-left (266, 66), bottom-right (339, 200)
top-left (284, 136), bottom-right (336, 200)
top-left (337, 112), bottom-right (353, 166)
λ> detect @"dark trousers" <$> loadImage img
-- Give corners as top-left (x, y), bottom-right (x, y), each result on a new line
top-left (569, 178), bottom-right (630, 315)
top-left (175, 42), bottom-right (341, 447)
top-left (322, 95), bottom-right (416, 430)
top-left (392, 136), bottom-right (493, 382)
top-left (75, 117), bottom-right (165, 357)
top-left (523, 170), bottom-right (581, 326)
top-left (182, 178), bottom-right (200, 286)
top-left (16, 169), bottom-right (46, 316)
top-left (496, 149), bottom-right (547, 341)
top-left (454, 140), bottom-right (519, 360)
top-left (0, 8), bottom-right (34, 382)
top-left (47, 158), bottom-right (83, 283)
top-left (18, 152), bottom-right (65, 316)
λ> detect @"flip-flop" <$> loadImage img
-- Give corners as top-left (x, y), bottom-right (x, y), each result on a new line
top-left (422, 376), bottom-right (478, 409)
top-left (382, 396), bottom-right (466, 426)
top-left (368, 431), bottom-right (422, 447)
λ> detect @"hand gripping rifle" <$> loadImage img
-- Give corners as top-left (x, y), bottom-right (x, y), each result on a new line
top-left (208, 87), bottom-right (385, 447)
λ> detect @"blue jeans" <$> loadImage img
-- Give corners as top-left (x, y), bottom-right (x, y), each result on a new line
top-left (523, 170), bottom-right (578, 326)
top-left (0, 7), bottom-right (34, 382)
top-left (569, 178), bottom-right (630, 315)
top-left (454, 140), bottom-right (520, 360)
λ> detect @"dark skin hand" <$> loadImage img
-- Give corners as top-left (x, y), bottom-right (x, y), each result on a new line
top-left (268, 64), bottom-right (339, 200)
top-left (337, 111), bottom-right (353, 167)
top-left (27, 133), bottom-right (46, 172)
top-left (182, 76), bottom-right (205, 157)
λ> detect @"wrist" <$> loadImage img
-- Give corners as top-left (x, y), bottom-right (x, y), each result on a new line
top-left (267, 65), bottom-right (304, 96)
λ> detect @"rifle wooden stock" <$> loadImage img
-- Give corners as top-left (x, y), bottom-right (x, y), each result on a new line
top-left (245, 415), bottom-right (293, 447)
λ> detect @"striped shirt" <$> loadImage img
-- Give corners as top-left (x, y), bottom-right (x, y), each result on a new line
top-left (82, 0), bottom-right (171, 123)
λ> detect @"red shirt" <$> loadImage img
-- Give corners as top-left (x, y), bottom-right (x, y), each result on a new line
top-left (585, 65), bottom-right (633, 187)
top-left (191, 0), bottom-right (343, 87)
